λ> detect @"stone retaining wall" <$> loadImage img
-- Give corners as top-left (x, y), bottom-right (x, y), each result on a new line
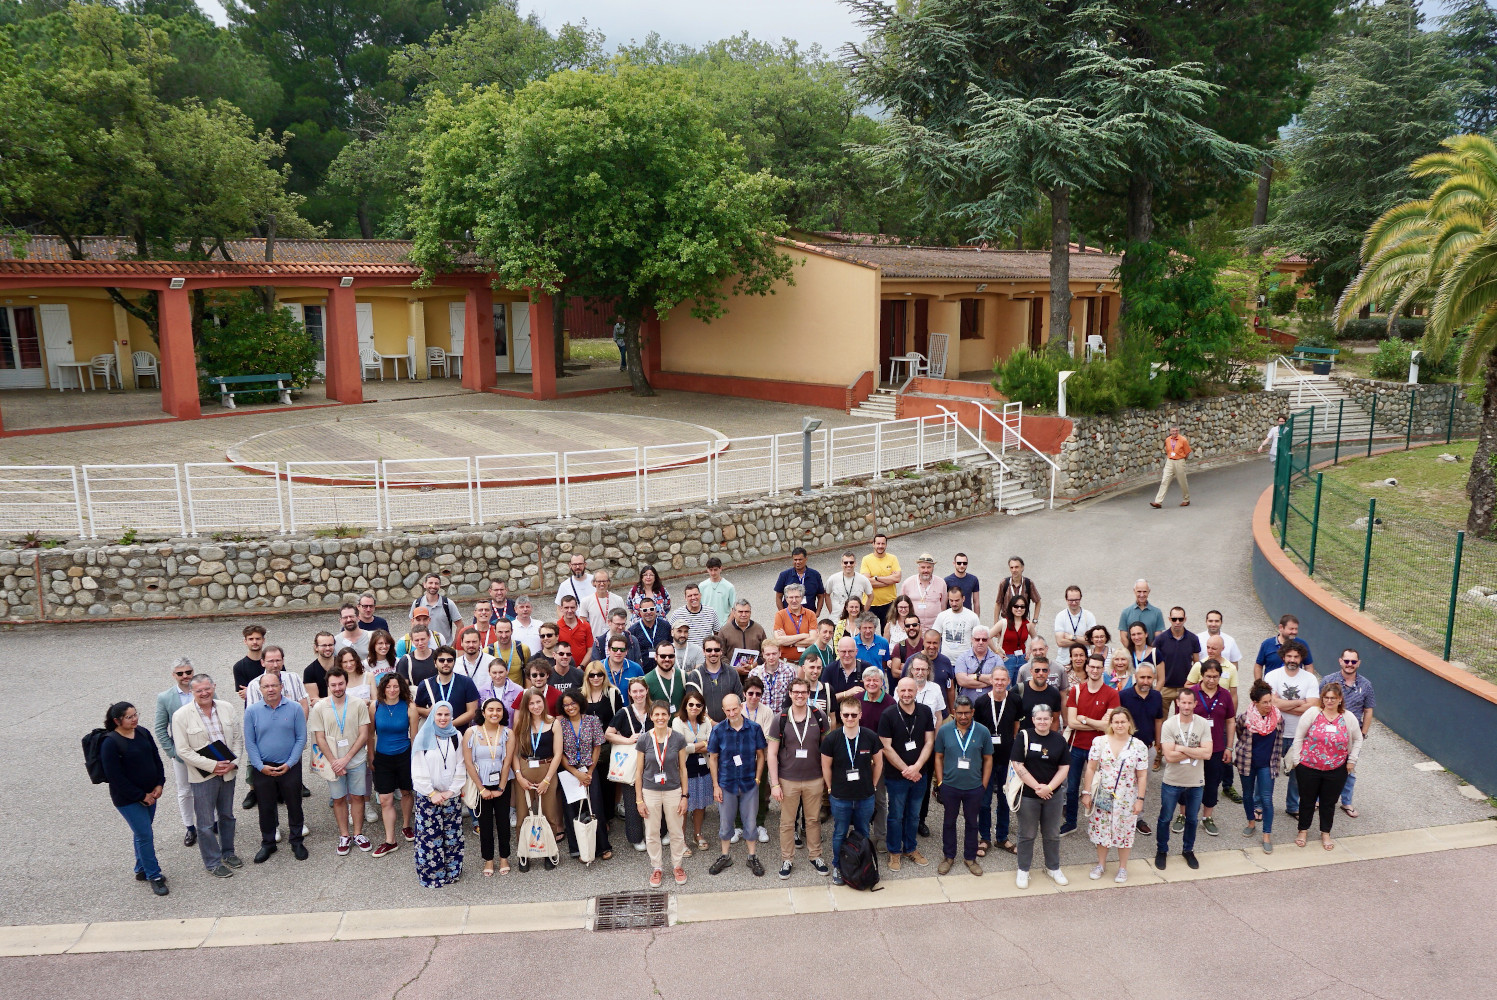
top-left (1330, 376), bottom-right (1479, 437)
top-left (0, 469), bottom-right (990, 622)
top-left (1050, 392), bottom-right (1287, 499)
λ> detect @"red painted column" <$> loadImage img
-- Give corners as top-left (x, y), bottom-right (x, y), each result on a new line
top-left (529, 294), bottom-right (557, 399)
top-left (323, 285), bottom-right (364, 404)
top-left (157, 287), bottom-right (201, 419)
top-left (461, 286), bottom-right (496, 392)
top-left (642, 314), bottom-right (662, 381)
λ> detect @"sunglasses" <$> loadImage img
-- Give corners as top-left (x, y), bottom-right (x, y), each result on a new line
top-left (174, 670), bottom-right (194, 677)
top-left (658, 654), bottom-right (676, 660)
top-left (586, 672), bottom-right (605, 679)
top-left (955, 561), bottom-right (967, 566)
top-left (1170, 617), bottom-right (1185, 623)
top-left (436, 657), bottom-right (455, 664)
top-left (840, 712), bottom-right (860, 719)
top-left (704, 647), bottom-right (722, 654)
top-left (540, 632), bottom-right (557, 638)
top-left (1341, 658), bottom-right (1358, 665)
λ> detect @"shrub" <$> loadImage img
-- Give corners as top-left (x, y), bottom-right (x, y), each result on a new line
top-left (1369, 339), bottom-right (1412, 380)
top-left (992, 348), bottom-right (1062, 409)
top-left (197, 293), bottom-right (320, 402)
top-left (1269, 283), bottom-right (1299, 315)
top-left (1295, 323), bottom-right (1337, 350)
top-left (1339, 316), bottom-right (1426, 341)
top-left (1119, 239), bottom-right (1245, 401)
top-left (1064, 358), bottom-right (1125, 415)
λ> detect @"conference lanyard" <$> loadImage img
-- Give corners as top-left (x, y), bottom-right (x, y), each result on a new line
top-left (653, 734), bottom-right (670, 771)
top-left (954, 723), bottom-right (975, 761)
top-left (657, 670), bottom-right (679, 705)
top-left (530, 729), bottom-right (542, 758)
top-left (434, 677), bottom-right (454, 706)
top-left (1065, 610), bottom-right (1083, 636)
top-left (566, 719), bottom-right (585, 766)
top-left (844, 731), bottom-right (861, 772)
top-left (435, 738), bottom-right (452, 771)
top-left (608, 659), bottom-right (628, 689)
top-left (789, 708), bottom-right (811, 747)
top-left (331, 698), bottom-right (348, 738)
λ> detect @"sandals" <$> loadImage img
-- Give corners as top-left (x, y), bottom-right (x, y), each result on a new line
top-left (482, 863), bottom-right (495, 878)
top-left (1321, 834), bottom-right (1336, 851)
top-left (1295, 833), bottom-right (1307, 848)
top-left (600, 850), bottom-right (613, 861)
top-left (977, 840), bottom-right (989, 858)
top-left (499, 861), bottom-right (511, 875)
top-left (998, 841), bottom-right (1017, 855)
top-left (1340, 804), bottom-right (1359, 819)
top-left (695, 835), bottom-right (709, 852)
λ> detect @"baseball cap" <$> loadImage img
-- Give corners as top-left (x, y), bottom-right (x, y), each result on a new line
top-left (412, 606), bottom-right (431, 619)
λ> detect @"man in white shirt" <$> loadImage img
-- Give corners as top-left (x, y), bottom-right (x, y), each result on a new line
top-left (900, 553), bottom-right (946, 629)
top-left (932, 586), bottom-right (980, 662)
top-left (510, 596), bottom-right (542, 655)
top-left (553, 553), bottom-right (594, 608)
top-left (699, 557), bottom-right (737, 627)
top-left (244, 647), bottom-right (311, 714)
top-left (309, 665), bottom-right (373, 855)
top-left (826, 550), bottom-right (873, 620)
top-left (582, 569), bottom-right (627, 636)
top-left (1052, 586), bottom-right (1097, 646)
top-left (1264, 640), bottom-right (1318, 819)
top-left (452, 627), bottom-right (494, 684)
top-left (333, 603), bottom-right (371, 660)
top-left (670, 583), bottom-right (720, 644)
top-left (672, 619), bottom-right (705, 672)
top-left (1196, 610), bottom-right (1242, 673)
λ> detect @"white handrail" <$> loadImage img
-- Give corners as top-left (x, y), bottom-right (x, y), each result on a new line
top-left (972, 400), bottom-right (1058, 509)
top-left (936, 406), bottom-right (1020, 513)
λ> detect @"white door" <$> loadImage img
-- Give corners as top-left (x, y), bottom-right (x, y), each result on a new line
top-left (38, 304), bottom-right (74, 388)
top-left (448, 302), bottom-right (465, 359)
top-left (511, 302), bottom-right (531, 374)
top-left (356, 302), bottom-right (374, 352)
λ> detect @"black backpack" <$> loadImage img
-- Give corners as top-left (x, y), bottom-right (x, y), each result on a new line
top-left (82, 728), bottom-right (110, 783)
top-left (838, 828), bottom-right (881, 891)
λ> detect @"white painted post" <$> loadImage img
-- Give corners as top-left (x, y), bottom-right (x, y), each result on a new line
top-left (1058, 370), bottom-right (1076, 418)
top-left (273, 463), bottom-right (287, 534)
top-left (1409, 350), bottom-right (1422, 386)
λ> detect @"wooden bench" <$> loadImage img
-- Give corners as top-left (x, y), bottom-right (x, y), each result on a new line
top-left (1288, 345), bottom-right (1340, 369)
top-left (207, 374), bottom-right (293, 409)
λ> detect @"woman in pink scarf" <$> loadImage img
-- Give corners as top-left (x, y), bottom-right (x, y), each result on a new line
top-left (1233, 679), bottom-right (1284, 854)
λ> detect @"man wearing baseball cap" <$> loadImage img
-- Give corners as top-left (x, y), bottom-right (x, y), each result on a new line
top-left (396, 605), bottom-right (448, 658)
top-left (902, 553), bottom-right (946, 630)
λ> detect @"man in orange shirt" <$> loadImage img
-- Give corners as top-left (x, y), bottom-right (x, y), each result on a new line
top-left (555, 594), bottom-right (594, 666)
top-left (772, 584), bottom-right (820, 657)
top-left (1150, 425), bottom-right (1192, 508)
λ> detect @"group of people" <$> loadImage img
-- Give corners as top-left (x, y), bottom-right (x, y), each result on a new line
top-left (100, 542), bottom-right (1375, 895)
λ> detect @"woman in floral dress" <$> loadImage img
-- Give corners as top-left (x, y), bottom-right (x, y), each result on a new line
top-left (1080, 707), bottom-right (1149, 883)
top-left (411, 701), bottom-right (465, 887)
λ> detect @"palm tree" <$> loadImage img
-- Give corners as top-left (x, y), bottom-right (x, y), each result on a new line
top-left (1338, 133), bottom-right (1497, 536)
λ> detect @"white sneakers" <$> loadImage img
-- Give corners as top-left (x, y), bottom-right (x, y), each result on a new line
top-left (1115, 867), bottom-right (1128, 883)
top-left (757, 826), bottom-right (770, 843)
top-left (1015, 869), bottom-right (1030, 889)
top-left (1089, 864), bottom-right (1105, 880)
top-left (1046, 868), bottom-right (1069, 886)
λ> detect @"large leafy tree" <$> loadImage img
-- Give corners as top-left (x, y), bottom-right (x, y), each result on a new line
top-left (1443, 0), bottom-right (1497, 135)
top-left (225, 0), bottom-right (485, 233)
top-left (409, 66), bottom-right (794, 395)
top-left (0, 3), bottom-right (308, 336)
top-left (1337, 134), bottom-right (1497, 537)
top-left (1254, 0), bottom-right (1469, 298)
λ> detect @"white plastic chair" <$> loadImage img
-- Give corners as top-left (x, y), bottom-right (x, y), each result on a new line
top-left (926, 332), bottom-right (950, 378)
top-left (89, 353), bottom-right (119, 390)
top-left (426, 346), bottom-right (449, 377)
top-left (1086, 334), bottom-right (1106, 362)
top-left (360, 347), bottom-right (385, 381)
top-left (131, 351), bottom-right (159, 388)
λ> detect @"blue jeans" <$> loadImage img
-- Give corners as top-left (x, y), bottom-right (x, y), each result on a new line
top-left (1062, 746), bottom-right (1089, 828)
top-left (1156, 784), bottom-right (1202, 855)
top-left (1341, 771), bottom-right (1356, 806)
top-left (1281, 737), bottom-right (1301, 813)
top-left (117, 801), bottom-right (162, 881)
top-left (884, 773), bottom-right (925, 855)
top-left (829, 795), bottom-right (875, 865)
top-left (979, 769), bottom-right (1011, 844)
top-left (1240, 766), bottom-right (1275, 834)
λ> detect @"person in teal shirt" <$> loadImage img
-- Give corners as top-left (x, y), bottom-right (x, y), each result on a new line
top-left (932, 696), bottom-right (993, 873)
top-left (699, 557), bottom-right (737, 627)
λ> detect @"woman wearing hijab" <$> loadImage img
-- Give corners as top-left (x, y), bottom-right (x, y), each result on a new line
top-left (410, 701), bottom-right (465, 887)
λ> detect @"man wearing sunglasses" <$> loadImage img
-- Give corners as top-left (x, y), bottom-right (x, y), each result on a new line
top-left (820, 696), bottom-right (882, 885)
top-left (695, 639), bottom-right (744, 722)
top-left (944, 553), bottom-right (980, 614)
top-left (1154, 607), bottom-right (1201, 707)
top-left (1322, 648), bottom-right (1375, 819)
top-left (155, 656), bottom-right (204, 847)
top-left (827, 551), bottom-right (872, 621)
top-left (413, 645), bottom-right (480, 730)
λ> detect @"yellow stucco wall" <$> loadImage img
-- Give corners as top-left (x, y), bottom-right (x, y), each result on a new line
top-left (659, 249), bottom-right (880, 385)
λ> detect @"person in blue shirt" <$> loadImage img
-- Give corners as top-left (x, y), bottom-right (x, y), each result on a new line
top-left (243, 672), bottom-right (308, 863)
top-left (706, 694), bottom-right (769, 876)
top-left (1255, 614), bottom-right (1313, 680)
top-left (774, 547), bottom-right (828, 616)
top-left (629, 598), bottom-right (672, 674)
top-left (599, 637), bottom-right (645, 691)
top-left (853, 614), bottom-right (892, 674)
top-left (932, 696), bottom-right (994, 874)
top-left (1117, 580), bottom-right (1166, 639)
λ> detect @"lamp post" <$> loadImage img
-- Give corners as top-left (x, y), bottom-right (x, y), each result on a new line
top-left (802, 416), bottom-right (823, 493)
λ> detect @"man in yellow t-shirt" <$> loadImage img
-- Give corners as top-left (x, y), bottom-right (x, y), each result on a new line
top-left (859, 533), bottom-right (903, 626)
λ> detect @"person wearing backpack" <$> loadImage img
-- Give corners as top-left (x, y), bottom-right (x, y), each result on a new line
top-left (768, 678), bottom-right (832, 879)
top-left (820, 694), bottom-right (883, 887)
top-left (100, 701), bottom-right (169, 896)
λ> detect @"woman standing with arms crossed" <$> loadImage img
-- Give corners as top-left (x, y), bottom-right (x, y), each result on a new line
top-left (1079, 707), bottom-right (1148, 883)
top-left (371, 673), bottom-right (419, 857)
top-left (101, 702), bottom-right (169, 895)
top-left (411, 701), bottom-right (465, 886)
top-left (1289, 681), bottom-right (1362, 851)
top-left (464, 697), bottom-right (514, 876)
top-left (1011, 704), bottom-right (1070, 889)
top-left (512, 687), bottom-right (564, 868)
top-left (635, 700), bottom-right (690, 888)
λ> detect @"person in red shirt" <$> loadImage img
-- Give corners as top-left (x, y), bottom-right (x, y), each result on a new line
top-left (555, 594), bottom-right (594, 668)
top-left (1151, 425), bottom-right (1192, 508)
top-left (998, 597), bottom-right (1032, 658)
top-left (1061, 653), bottom-right (1120, 835)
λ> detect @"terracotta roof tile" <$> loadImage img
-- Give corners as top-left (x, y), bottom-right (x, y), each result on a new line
top-left (0, 236), bottom-right (430, 265)
top-left (812, 244), bottom-right (1121, 282)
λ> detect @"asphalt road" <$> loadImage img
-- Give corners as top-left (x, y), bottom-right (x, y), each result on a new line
top-left (2, 459), bottom-right (1487, 926)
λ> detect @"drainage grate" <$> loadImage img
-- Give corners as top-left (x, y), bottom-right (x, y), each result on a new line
top-left (591, 890), bottom-right (670, 931)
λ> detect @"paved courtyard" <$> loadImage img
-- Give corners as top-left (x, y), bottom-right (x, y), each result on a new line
top-left (1, 459), bottom-right (1489, 929)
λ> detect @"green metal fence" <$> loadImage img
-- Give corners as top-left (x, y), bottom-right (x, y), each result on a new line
top-left (1270, 407), bottom-right (1492, 680)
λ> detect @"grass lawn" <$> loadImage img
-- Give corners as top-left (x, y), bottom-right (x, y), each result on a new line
top-left (569, 338), bottom-right (620, 365)
top-left (1285, 441), bottom-right (1496, 682)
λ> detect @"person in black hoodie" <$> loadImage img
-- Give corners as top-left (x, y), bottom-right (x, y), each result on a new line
top-left (101, 702), bottom-right (169, 895)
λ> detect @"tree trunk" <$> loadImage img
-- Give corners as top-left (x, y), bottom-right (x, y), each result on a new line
top-left (551, 292), bottom-right (567, 376)
top-left (1047, 186), bottom-right (1072, 351)
top-left (191, 288), bottom-right (206, 344)
top-left (1013, 224), bottom-right (1023, 251)
top-left (357, 200), bottom-right (374, 239)
top-left (1467, 352), bottom-right (1497, 537)
top-left (1120, 173), bottom-right (1156, 324)
top-left (1252, 155), bottom-right (1273, 229)
top-left (105, 288), bottom-right (158, 343)
top-left (622, 316), bottom-right (655, 396)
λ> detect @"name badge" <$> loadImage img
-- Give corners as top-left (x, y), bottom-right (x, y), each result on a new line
top-left (991, 736), bottom-right (1001, 745)
top-left (846, 769), bottom-right (861, 782)
top-left (655, 772), bottom-right (666, 784)
top-left (957, 759), bottom-right (971, 770)
top-left (697, 755), bottom-right (707, 766)
top-left (904, 740), bottom-right (917, 751)
top-left (733, 754), bottom-right (743, 766)
top-left (336, 739), bottom-right (349, 749)
top-left (794, 748), bottom-right (809, 759)
top-left (529, 759), bottom-right (541, 768)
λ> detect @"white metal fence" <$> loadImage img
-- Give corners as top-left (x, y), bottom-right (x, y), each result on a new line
top-left (0, 413), bottom-right (965, 539)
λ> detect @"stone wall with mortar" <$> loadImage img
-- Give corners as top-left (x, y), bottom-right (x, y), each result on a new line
top-left (1330, 376), bottom-right (1479, 438)
top-left (1050, 392), bottom-right (1288, 499)
top-left (0, 469), bottom-right (989, 622)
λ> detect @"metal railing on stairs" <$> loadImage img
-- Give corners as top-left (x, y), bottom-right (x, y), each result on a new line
top-left (942, 400), bottom-right (1058, 510)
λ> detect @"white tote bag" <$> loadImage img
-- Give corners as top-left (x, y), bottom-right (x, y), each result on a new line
top-left (607, 743), bottom-right (640, 784)
top-left (516, 792), bottom-right (559, 866)
top-left (1003, 732), bottom-right (1027, 814)
top-left (574, 796), bottom-right (599, 865)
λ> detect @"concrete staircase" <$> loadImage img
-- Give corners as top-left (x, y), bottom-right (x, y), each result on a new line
top-left (1274, 375), bottom-right (1399, 445)
top-left (848, 387), bottom-right (898, 422)
top-left (956, 447), bottom-right (1047, 516)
